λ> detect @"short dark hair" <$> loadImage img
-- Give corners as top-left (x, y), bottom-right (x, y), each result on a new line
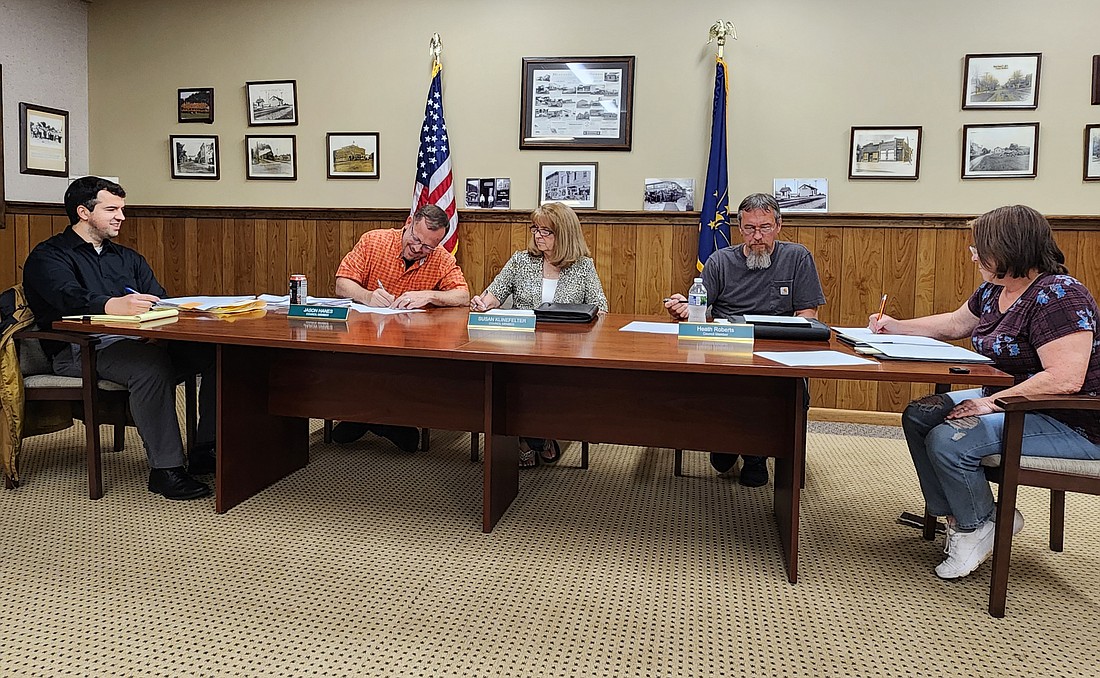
top-left (971, 205), bottom-right (1067, 278)
top-left (64, 176), bottom-right (126, 226)
top-left (736, 193), bottom-right (782, 224)
top-left (412, 204), bottom-right (449, 231)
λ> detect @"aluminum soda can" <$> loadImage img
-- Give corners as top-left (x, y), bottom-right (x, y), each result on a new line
top-left (289, 274), bottom-right (308, 305)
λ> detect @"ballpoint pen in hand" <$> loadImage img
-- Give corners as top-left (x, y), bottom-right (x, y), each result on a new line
top-left (877, 294), bottom-right (888, 321)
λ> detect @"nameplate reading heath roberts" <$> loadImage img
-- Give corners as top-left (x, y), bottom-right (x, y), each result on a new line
top-left (677, 321), bottom-right (754, 344)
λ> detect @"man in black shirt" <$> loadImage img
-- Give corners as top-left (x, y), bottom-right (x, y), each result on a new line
top-left (22, 177), bottom-right (215, 500)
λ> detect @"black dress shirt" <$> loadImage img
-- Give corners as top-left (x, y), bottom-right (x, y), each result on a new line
top-left (22, 226), bottom-right (167, 338)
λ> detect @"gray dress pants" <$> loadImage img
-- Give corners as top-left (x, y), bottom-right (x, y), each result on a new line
top-left (53, 338), bottom-right (216, 469)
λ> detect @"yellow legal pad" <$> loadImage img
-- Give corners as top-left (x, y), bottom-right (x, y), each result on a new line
top-left (63, 307), bottom-right (180, 325)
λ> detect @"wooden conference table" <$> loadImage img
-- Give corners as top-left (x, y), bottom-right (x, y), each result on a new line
top-left (57, 308), bottom-right (1012, 583)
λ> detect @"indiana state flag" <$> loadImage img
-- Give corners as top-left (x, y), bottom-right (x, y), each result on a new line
top-left (698, 56), bottom-right (732, 271)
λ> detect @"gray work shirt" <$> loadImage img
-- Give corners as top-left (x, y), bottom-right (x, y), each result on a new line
top-left (701, 241), bottom-right (826, 319)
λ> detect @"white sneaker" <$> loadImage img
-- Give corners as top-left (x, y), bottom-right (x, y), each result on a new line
top-left (935, 519), bottom-right (996, 579)
top-left (992, 507), bottom-right (1025, 536)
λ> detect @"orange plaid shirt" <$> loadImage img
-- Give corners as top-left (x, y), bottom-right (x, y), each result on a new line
top-left (335, 228), bottom-right (467, 297)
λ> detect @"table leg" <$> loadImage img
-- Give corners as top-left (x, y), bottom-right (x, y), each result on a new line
top-left (772, 377), bottom-right (805, 584)
top-left (216, 345), bottom-right (308, 513)
top-left (483, 363), bottom-right (518, 531)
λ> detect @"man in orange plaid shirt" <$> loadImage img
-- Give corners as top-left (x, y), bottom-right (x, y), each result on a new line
top-left (335, 204), bottom-right (469, 309)
top-left (331, 204), bottom-right (470, 447)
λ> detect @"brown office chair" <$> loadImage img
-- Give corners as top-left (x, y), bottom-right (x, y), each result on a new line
top-left (982, 393), bottom-right (1100, 617)
top-left (8, 329), bottom-right (196, 499)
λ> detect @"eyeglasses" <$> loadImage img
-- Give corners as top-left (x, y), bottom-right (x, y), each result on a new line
top-left (405, 228), bottom-right (437, 252)
top-left (530, 225), bottom-right (554, 237)
top-left (739, 224), bottom-right (776, 236)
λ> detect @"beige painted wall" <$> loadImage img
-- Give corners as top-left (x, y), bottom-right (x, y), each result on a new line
top-left (2, 0), bottom-right (89, 202)
top-left (88, 0), bottom-right (1100, 214)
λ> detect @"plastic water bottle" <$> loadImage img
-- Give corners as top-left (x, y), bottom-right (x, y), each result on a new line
top-left (687, 278), bottom-right (707, 323)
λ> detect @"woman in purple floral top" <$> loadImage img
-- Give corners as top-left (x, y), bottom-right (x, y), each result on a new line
top-left (869, 205), bottom-right (1100, 580)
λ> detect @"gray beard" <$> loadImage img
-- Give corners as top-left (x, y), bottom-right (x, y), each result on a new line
top-left (745, 250), bottom-right (772, 270)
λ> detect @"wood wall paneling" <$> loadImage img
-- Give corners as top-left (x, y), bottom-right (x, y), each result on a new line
top-left (7, 203), bottom-right (1100, 413)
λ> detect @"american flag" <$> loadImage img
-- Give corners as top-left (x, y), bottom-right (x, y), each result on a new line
top-left (412, 61), bottom-right (458, 254)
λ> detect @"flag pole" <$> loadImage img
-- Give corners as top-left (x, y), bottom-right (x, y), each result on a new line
top-left (697, 21), bottom-right (737, 271)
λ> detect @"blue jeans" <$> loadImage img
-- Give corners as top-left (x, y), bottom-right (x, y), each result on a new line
top-left (902, 388), bottom-right (1100, 530)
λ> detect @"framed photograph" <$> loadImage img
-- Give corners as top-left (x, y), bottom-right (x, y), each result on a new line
top-left (170, 135), bottom-right (219, 179)
top-left (848, 126), bottom-right (922, 180)
top-left (246, 79), bottom-right (298, 125)
top-left (962, 53), bottom-right (1041, 110)
top-left (962, 122), bottom-right (1039, 179)
top-left (177, 87), bottom-right (214, 123)
top-left (644, 178), bottom-right (695, 211)
top-left (18, 102), bottom-right (68, 177)
top-left (520, 56), bottom-right (635, 151)
top-left (1085, 125), bottom-right (1100, 181)
top-left (327, 132), bottom-right (379, 179)
top-left (246, 135), bottom-right (297, 180)
top-left (465, 178), bottom-right (512, 209)
top-left (773, 178), bottom-right (828, 213)
top-left (1092, 56), bottom-right (1100, 106)
top-left (538, 162), bottom-right (597, 209)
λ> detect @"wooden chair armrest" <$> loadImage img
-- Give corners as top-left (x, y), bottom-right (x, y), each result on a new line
top-left (995, 394), bottom-right (1100, 413)
top-left (15, 329), bottom-right (102, 348)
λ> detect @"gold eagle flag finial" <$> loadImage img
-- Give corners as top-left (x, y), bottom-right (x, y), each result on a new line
top-left (707, 21), bottom-right (737, 58)
top-left (429, 33), bottom-right (442, 66)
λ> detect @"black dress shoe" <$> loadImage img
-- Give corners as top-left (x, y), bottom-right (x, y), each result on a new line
top-left (331, 421), bottom-right (371, 444)
top-left (370, 424), bottom-right (420, 453)
top-left (739, 455), bottom-right (769, 487)
top-left (709, 452), bottom-right (740, 475)
top-left (148, 467), bottom-right (211, 500)
top-left (188, 444), bottom-right (216, 475)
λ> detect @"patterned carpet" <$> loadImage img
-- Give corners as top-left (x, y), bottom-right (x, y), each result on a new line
top-left (1, 415), bottom-right (1097, 677)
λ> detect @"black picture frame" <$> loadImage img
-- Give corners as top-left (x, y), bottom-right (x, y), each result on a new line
top-left (177, 87), bottom-right (214, 123)
top-left (170, 135), bottom-right (220, 180)
top-left (520, 56), bottom-right (635, 151)
top-left (246, 79), bottom-right (299, 126)
top-left (246, 135), bottom-right (297, 180)
top-left (961, 122), bottom-right (1039, 179)
top-left (1085, 125), bottom-right (1100, 181)
top-left (326, 132), bottom-right (380, 179)
top-left (18, 102), bottom-right (68, 177)
top-left (962, 53), bottom-right (1041, 110)
top-left (848, 126), bottom-right (923, 180)
top-left (538, 161), bottom-right (598, 209)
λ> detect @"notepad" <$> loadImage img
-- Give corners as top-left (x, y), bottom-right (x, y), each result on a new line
top-left (63, 307), bottom-right (180, 325)
top-left (833, 327), bottom-right (950, 347)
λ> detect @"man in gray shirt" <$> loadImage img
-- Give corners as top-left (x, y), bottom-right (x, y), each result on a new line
top-left (665, 192), bottom-right (826, 486)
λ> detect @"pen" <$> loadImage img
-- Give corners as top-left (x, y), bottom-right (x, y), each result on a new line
top-left (124, 286), bottom-right (138, 295)
top-left (876, 294), bottom-right (888, 321)
top-left (663, 297), bottom-right (681, 304)
top-left (377, 279), bottom-right (388, 293)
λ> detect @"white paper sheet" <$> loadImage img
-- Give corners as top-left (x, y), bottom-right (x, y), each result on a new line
top-left (619, 321), bottom-right (680, 335)
top-left (754, 350), bottom-right (877, 367)
top-left (258, 294), bottom-right (353, 307)
top-left (833, 327), bottom-right (950, 347)
top-left (867, 342), bottom-right (992, 363)
top-left (744, 314), bottom-right (811, 325)
top-left (344, 304), bottom-right (423, 315)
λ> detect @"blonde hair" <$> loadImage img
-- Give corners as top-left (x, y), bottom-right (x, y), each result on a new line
top-left (528, 202), bottom-right (590, 268)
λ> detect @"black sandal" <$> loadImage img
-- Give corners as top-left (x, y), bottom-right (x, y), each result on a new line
top-left (538, 440), bottom-right (562, 464)
top-left (519, 440), bottom-right (538, 469)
